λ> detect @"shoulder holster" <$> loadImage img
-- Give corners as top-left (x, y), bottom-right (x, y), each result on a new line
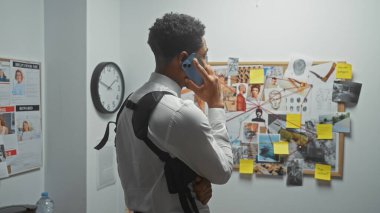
top-left (95, 91), bottom-right (199, 213)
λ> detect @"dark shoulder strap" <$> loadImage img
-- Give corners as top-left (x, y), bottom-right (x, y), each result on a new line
top-left (126, 91), bottom-right (173, 162)
top-left (121, 91), bottom-right (199, 213)
top-left (94, 92), bottom-right (133, 150)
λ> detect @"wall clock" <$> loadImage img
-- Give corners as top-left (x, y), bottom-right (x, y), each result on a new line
top-left (91, 62), bottom-right (125, 113)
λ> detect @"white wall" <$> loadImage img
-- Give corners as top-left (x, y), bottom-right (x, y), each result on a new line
top-left (0, 0), bottom-right (44, 206)
top-left (44, 0), bottom-right (87, 212)
top-left (1, 0), bottom-right (379, 212)
top-left (121, 0), bottom-right (380, 213)
top-left (86, 0), bottom-right (125, 212)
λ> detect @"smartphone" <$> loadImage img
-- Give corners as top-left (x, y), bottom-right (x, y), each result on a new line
top-left (182, 53), bottom-right (204, 86)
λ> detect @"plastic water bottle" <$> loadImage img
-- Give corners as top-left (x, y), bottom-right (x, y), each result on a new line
top-left (36, 192), bottom-right (54, 213)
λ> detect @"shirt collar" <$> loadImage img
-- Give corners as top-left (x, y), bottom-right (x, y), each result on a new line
top-left (149, 72), bottom-right (182, 97)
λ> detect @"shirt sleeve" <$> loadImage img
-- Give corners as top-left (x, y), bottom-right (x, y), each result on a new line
top-left (157, 100), bottom-right (233, 184)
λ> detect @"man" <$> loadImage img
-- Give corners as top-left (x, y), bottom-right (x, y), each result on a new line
top-left (115, 13), bottom-right (233, 213)
top-left (251, 108), bottom-right (265, 122)
top-left (269, 90), bottom-right (282, 110)
top-left (236, 84), bottom-right (246, 111)
top-left (249, 84), bottom-right (261, 101)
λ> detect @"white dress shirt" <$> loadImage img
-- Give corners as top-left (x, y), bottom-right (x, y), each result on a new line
top-left (116, 72), bottom-right (233, 213)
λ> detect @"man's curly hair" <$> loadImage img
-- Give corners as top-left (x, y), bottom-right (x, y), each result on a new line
top-left (148, 13), bottom-right (205, 63)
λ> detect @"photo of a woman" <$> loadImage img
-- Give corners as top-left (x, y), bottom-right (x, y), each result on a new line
top-left (18, 120), bottom-right (34, 141)
top-left (12, 69), bottom-right (25, 96)
top-left (0, 117), bottom-right (9, 135)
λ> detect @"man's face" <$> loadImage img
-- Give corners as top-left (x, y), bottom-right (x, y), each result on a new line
top-left (256, 110), bottom-right (262, 118)
top-left (269, 91), bottom-right (281, 109)
top-left (239, 84), bottom-right (246, 94)
top-left (271, 78), bottom-right (277, 85)
top-left (196, 37), bottom-right (208, 65)
top-left (252, 87), bottom-right (259, 97)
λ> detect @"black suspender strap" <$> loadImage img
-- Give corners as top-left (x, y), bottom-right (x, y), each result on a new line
top-left (94, 92), bottom-right (133, 150)
top-left (126, 91), bottom-right (172, 162)
top-left (126, 91), bottom-right (199, 213)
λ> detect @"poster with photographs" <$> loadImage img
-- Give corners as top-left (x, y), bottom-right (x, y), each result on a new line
top-left (0, 57), bottom-right (42, 179)
top-left (206, 60), bottom-right (361, 179)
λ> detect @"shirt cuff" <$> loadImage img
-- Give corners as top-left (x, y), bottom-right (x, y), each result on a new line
top-left (208, 108), bottom-right (226, 125)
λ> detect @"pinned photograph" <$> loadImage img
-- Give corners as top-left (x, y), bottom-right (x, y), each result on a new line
top-left (287, 159), bottom-right (304, 186)
top-left (235, 83), bottom-right (248, 111)
top-left (227, 57), bottom-right (239, 75)
top-left (241, 143), bottom-right (258, 159)
top-left (241, 122), bottom-right (259, 143)
top-left (258, 134), bottom-right (280, 162)
top-left (286, 94), bottom-right (309, 114)
top-left (0, 113), bottom-right (15, 135)
top-left (264, 76), bottom-right (280, 89)
top-left (231, 139), bottom-right (241, 167)
top-left (264, 66), bottom-right (284, 78)
top-left (237, 66), bottom-right (250, 83)
top-left (332, 81), bottom-right (362, 104)
top-left (247, 84), bottom-right (264, 103)
top-left (284, 56), bottom-right (312, 83)
top-left (251, 107), bottom-right (266, 123)
top-left (319, 113), bottom-right (351, 133)
top-left (0, 67), bottom-right (10, 83)
top-left (255, 163), bottom-right (286, 176)
top-left (267, 114), bottom-right (286, 134)
top-left (264, 88), bottom-right (286, 111)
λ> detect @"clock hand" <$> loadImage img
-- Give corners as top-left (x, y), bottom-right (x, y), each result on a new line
top-left (108, 80), bottom-right (117, 89)
top-left (99, 80), bottom-right (110, 88)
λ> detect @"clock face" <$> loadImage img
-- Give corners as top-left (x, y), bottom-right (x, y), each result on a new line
top-left (91, 62), bottom-right (125, 113)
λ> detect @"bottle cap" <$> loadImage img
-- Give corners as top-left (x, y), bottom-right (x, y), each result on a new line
top-left (41, 192), bottom-right (48, 197)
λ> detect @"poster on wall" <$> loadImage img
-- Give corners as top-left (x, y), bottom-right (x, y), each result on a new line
top-left (0, 57), bottom-right (42, 178)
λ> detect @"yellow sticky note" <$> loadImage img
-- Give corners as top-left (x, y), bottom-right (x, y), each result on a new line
top-left (286, 114), bottom-right (301, 129)
top-left (249, 68), bottom-right (264, 84)
top-left (336, 63), bottom-right (352, 79)
top-left (273, 141), bottom-right (289, 154)
top-left (239, 159), bottom-right (254, 174)
top-left (317, 124), bottom-right (333, 139)
top-left (314, 164), bottom-right (331, 181)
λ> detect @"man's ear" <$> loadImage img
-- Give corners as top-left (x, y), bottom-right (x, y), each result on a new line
top-left (178, 51), bottom-right (189, 63)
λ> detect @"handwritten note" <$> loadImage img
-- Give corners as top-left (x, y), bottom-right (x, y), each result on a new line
top-left (239, 159), bottom-right (254, 174)
top-left (336, 63), bottom-right (352, 79)
top-left (314, 163), bottom-right (331, 181)
top-left (273, 141), bottom-right (289, 154)
top-left (249, 68), bottom-right (265, 84)
top-left (286, 114), bottom-right (301, 129)
top-left (317, 124), bottom-right (333, 139)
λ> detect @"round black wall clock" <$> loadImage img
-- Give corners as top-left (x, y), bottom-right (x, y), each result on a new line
top-left (91, 62), bottom-right (125, 113)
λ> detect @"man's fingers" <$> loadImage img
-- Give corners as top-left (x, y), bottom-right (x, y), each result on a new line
top-left (185, 78), bottom-right (202, 93)
top-left (193, 59), bottom-right (210, 82)
top-left (197, 188), bottom-right (212, 205)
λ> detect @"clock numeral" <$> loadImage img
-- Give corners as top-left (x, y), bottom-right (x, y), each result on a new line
top-left (107, 105), bottom-right (110, 110)
top-left (116, 95), bottom-right (119, 100)
top-left (112, 101), bottom-right (116, 108)
top-left (117, 85), bottom-right (121, 91)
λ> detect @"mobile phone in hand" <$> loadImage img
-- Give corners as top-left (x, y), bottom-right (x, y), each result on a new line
top-left (182, 53), bottom-right (204, 86)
